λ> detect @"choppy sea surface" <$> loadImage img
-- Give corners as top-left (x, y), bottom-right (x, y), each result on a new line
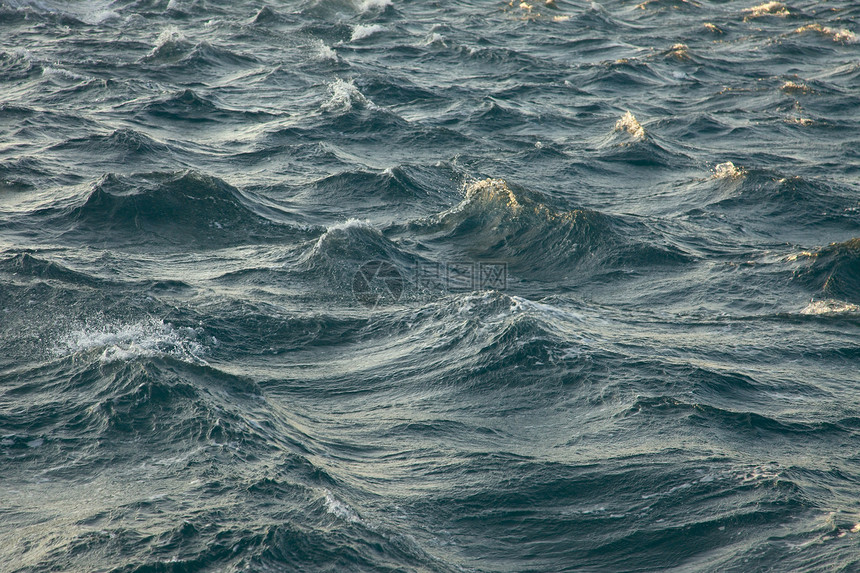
top-left (2, 0), bottom-right (860, 571)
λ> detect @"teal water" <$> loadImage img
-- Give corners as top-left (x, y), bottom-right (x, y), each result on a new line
top-left (1, 1), bottom-right (860, 571)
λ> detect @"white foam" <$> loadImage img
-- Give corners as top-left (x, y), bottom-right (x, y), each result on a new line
top-left (82, 8), bottom-right (120, 24)
top-left (800, 300), bottom-right (860, 315)
top-left (462, 178), bottom-right (522, 213)
top-left (327, 217), bottom-right (374, 233)
top-left (324, 490), bottom-right (362, 524)
top-left (614, 111), bottom-right (645, 140)
top-left (781, 80), bottom-right (812, 94)
top-left (743, 2), bottom-right (788, 19)
top-left (351, 24), bottom-right (384, 42)
top-left (321, 78), bottom-right (377, 112)
top-left (356, 0), bottom-right (391, 12)
top-left (420, 32), bottom-right (447, 46)
top-left (509, 295), bottom-right (586, 323)
top-left (156, 27), bottom-right (183, 45)
top-left (42, 66), bottom-right (90, 81)
top-left (54, 317), bottom-right (208, 364)
top-left (305, 218), bottom-right (377, 257)
top-left (712, 161), bottom-right (745, 179)
top-left (795, 23), bottom-right (857, 44)
top-left (314, 41), bottom-right (337, 62)
top-left (141, 27), bottom-right (189, 62)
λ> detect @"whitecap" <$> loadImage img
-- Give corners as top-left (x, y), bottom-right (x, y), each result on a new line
top-left (324, 490), bottom-right (362, 524)
top-left (667, 43), bottom-right (690, 61)
top-left (303, 218), bottom-right (378, 259)
top-left (800, 300), bottom-right (860, 315)
top-left (712, 161), bottom-right (745, 179)
top-left (54, 317), bottom-right (208, 364)
top-left (321, 78), bottom-right (377, 112)
top-left (743, 1), bottom-right (788, 19)
top-left (614, 110), bottom-right (645, 140)
top-left (314, 40), bottom-right (337, 62)
top-left (795, 23), bottom-right (857, 44)
top-left (356, 0), bottom-right (391, 12)
top-left (42, 66), bottom-right (90, 81)
top-left (432, 177), bottom-right (523, 220)
top-left (143, 27), bottom-right (188, 61)
top-left (781, 80), bottom-right (812, 94)
top-left (351, 24), bottom-right (384, 42)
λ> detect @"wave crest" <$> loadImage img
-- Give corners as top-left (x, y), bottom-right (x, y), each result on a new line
top-left (793, 238), bottom-right (860, 303)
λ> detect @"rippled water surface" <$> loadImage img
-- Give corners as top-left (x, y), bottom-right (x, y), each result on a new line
top-left (2, 0), bottom-right (860, 571)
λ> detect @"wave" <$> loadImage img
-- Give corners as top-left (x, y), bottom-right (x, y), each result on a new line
top-left (138, 88), bottom-right (225, 122)
top-left (621, 395), bottom-right (859, 441)
top-left (800, 299), bottom-right (860, 316)
top-left (296, 164), bottom-right (453, 209)
top-left (321, 78), bottom-right (378, 113)
top-left (0, 0), bottom-right (118, 26)
top-left (350, 23), bottom-right (385, 42)
top-left (591, 110), bottom-right (696, 170)
top-left (299, 0), bottom-right (394, 19)
top-left (0, 48), bottom-right (40, 81)
top-left (0, 155), bottom-right (46, 192)
top-left (0, 252), bottom-right (103, 287)
top-left (249, 5), bottom-right (280, 24)
top-left (60, 171), bottom-right (304, 248)
top-left (140, 27), bottom-right (192, 63)
top-left (293, 219), bottom-right (418, 292)
top-left (402, 178), bottom-right (689, 277)
top-left (743, 1), bottom-right (790, 20)
top-left (793, 238), bottom-right (860, 303)
top-left (47, 128), bottom-right (174, 165)
top-left (402, 448), bottom-right (808, 572)
top-left (794, 23), bottom-right (858, 44)
top-left (705, 171), bottom-right (859, 231)
top-left (53, 316), bottom-right (208, 364)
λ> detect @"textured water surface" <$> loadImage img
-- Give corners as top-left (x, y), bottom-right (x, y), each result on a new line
top-left (1, 0), bottom-right (860, 571)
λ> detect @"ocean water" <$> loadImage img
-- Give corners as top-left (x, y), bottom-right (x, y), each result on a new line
top-left (1, 0), bottom-right (859, 571)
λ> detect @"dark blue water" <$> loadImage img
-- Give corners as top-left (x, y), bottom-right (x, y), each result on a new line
top-left (2, 1), bottom-right (859, 571)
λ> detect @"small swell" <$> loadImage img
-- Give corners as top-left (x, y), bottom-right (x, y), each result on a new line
top-left (408, 178), bottom-right (689, 277)
top-left (66, 171), bottom-right (299, 247)
top-left (793, 238), bottom-right (860, 304)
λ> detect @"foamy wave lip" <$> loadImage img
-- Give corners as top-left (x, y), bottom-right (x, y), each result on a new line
top-left (781, 80), bottom-right (813, 94)
top-left (711, 161), bottom-right (746, 179)
top-left (321, 78), bottom-right (377, 112)
top-left (351, 24), bottom-right (384, 42)
top-left (326, 217), bottom-right (374, 233)
top-left (54, 318), bottom-right (209, 364)
top-left (356, 0), bottom-right (391, 12)
top-left (302, 218), bottom-right (376, 258)
top-left (743, 1), bottom-right (788, 19)
top-left (324, 490), bottom-right (362, 524)
top-left (614, 110), bottom-right (645, 140)
top-left (141, 27), bottom-right (189, 61)
top-left (42, 66), bottom-right (90, 81)
top-left (666, 43), bottom-right (690, 61)
top-left (463, 178), bottom-right (522, 213)
top-left (795, 23), bottom-right (857, 44)
top-left (800, 300), bottom-right (860, 315)
top-left (314, 40), bottom-right (337, 62)
top-left (80, 8), bottom-right (120, 24)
